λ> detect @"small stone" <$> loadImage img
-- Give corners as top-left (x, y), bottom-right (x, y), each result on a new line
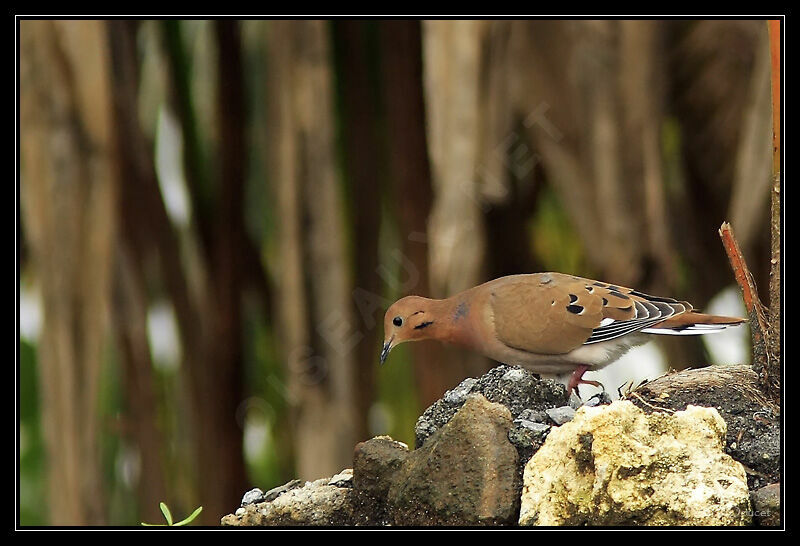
top-left (328, 468), bottom-right (354, 488)
top-left (750, 483), bottom-right (780, 527)
top-left (241, 487), bottom-right (265, 506)
top-left (545, 406), bottom-right (576, 425)
top-left (443, 377), bottom-right (478, 404)
top-left (516, 420), bottom-right (550, 434)
top-left (583, 391), bottom-right (612, 407)
top-left (501, 368), bottom-right (528, 383)
top-left (263, 479), bottom-right (303, 503)
top-left (235, 507), bottom-right (246, 517)
top-left (568, 392), bottom-right (583, 410)
top-left (516, 408), bottom-right (549, 423)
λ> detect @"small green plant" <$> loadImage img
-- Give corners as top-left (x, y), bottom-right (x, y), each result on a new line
top-left (141, 502), bottom-right (203, 527)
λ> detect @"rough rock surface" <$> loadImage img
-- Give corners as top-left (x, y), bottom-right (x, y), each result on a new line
top-left (518, 401), bottom-right (752, 526)
top-left (415, 365), bottom-right (567, 449)
top-left (750, 483), bottom-right (780, 527)
top-left (626, 365), bottom-right (780, 490)
top-left (386, 394), bottom-right (520, 525)
top-left (222, 477), bottom-right (356, 526)
top-left (351, 394), bottom-right (521, 525)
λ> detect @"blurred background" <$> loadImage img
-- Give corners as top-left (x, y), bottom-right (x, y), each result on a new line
top-left (18, 19), bottom-right (772, 525)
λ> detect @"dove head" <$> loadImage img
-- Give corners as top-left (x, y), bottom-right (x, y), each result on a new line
top-left (380, 296), bottom-right (439, 365)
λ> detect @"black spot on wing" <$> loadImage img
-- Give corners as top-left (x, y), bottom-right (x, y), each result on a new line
top-left (566, 304), bottom-right (584, 314)
top-left (569, 294), bottom-right (578, 303)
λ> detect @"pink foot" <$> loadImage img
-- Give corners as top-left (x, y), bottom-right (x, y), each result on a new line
top-left (567, 365), bottom-right (603, 396)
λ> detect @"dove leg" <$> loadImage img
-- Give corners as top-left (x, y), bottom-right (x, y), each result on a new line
top-left (567, 365), bottom-right (603, 396)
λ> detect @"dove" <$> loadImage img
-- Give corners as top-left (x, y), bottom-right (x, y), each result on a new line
top-left (380, 272), bottom-right (745, 394)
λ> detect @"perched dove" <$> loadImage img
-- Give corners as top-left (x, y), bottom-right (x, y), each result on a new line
top-left (380, 272), bottom-right (745, 393)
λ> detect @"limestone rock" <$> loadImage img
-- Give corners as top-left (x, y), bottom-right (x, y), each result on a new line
top-left (222, 477), bottom-right (355, 526)
top-left (519, 401), bottom-right (752, 526)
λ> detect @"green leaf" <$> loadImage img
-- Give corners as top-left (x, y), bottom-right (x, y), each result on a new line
top-left (173, 506), bottom-right (203, 526)
top-left (159, 502), bottom-right (174, 526)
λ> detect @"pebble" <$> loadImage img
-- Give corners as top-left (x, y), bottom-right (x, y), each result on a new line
top-left (546, 406), bottom-right (576, 425)
top-left (444, 378), bottom-right (478, 405)
top-left (241, 488), bottom-right (265, 506)
top-left (328, 468), bottom-right (354, 488)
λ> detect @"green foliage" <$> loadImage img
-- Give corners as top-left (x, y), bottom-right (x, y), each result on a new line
top-left (19, 338), bottom-right (46, 526)
top-left (529, 186), bottom-right (591, 276)
top-left (141, 502), bottom-right (203, 526)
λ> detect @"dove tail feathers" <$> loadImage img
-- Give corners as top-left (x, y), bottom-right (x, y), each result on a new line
top-left (641, 312), bottom-right (746, 336)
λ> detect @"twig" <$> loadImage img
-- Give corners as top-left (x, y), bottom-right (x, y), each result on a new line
top-left (718, 222), bottom-right (767, 325)
top-left (718, 221), bottom-right (772, 393)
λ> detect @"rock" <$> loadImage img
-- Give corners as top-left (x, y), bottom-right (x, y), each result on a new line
top-left (750, 483), bottom-right (780, 527)
top-left (241, 487), bottom-right (265, 506)
top-left (263, 479), bottom-right (302, 503)
top-left (626, 365), bottom-right (780, 490)
top-left (583, 391), bottom-right (612, 407)
top-left (328, 468), bottom-right (354, 488)
top-left (353, 436), bottom-right (410, 499)
top-left (387, 394), bottom-right (520, 525)
top-left (443, 377), bottom-right (478, 404)
top-left (415, 365), bottom-right (567, 449)
top-left (545, 406), bottom-right (576, 425)
top-left (222, 478), bottom-right (355, 526)
top-left (519, 401), bottom-right (752, 526)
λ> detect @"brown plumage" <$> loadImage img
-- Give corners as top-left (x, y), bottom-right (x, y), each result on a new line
top-left (381, 272), bottom-right (745, 393)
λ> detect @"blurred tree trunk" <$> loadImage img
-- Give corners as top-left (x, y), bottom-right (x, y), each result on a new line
top-left (265, 20), bottom-right (356, 480)
top-left (668, 20), bottom-right (770, 305)
top-left (20, 20), bottom-right (115, 525)
top-left (380, 21), bottom-right (468, 407)
top-left (421, 20), bottom-right (492, 382)
top-left (334, 21), bottom-right (382, 441)
top-left (160, 20), bottom-right (252, 521)
top-left (106, 20), bottom-right (168, 523)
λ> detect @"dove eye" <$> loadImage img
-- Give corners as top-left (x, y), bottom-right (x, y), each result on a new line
top-left (393, 316), bottom-right (403, 327)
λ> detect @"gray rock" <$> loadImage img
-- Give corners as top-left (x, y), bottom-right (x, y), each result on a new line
top-left (353, 436), bottom-right (410, 499)
top-left (415, 364), bottom-right (567, 449)
top-left (222, 479), bottom-right (356, 526)
top-left (545, 406), bottom-right (576, 425)
top-left (516, 420), bottom-right (550, 434)
top-left (328, 468), bottom-right (354, 488)
top-left (582, 392), bottom-right (612, 407)
top-left (750, 483), bottom-right (780, 527)
top-left (388, 394), bottom-right (520, 525)
top-left (516, 408), bottom-right (549, 424)
top-left (241, 487), bottom-right (265, 506)
top-left (263, 479), bottom-right (302, 503)
top-left (443, 377), bottom-right (478, 404)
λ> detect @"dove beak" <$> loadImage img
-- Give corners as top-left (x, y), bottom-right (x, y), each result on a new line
top-left (380, 337), bottom-right (394, 365)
